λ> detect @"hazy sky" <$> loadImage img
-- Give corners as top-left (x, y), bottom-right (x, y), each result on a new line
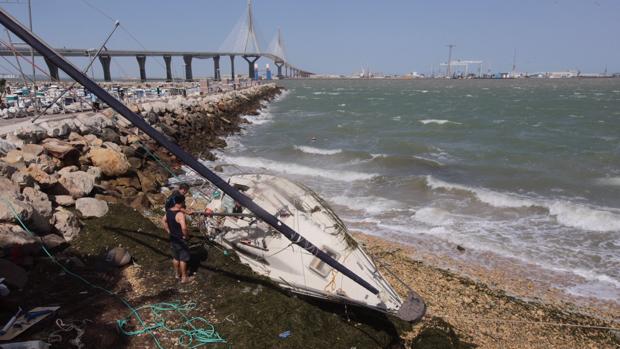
top-left (1, 0), bottom-right (619, 78)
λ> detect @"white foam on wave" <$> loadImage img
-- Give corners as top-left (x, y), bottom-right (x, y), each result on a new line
top-left (414, 207), bottom-right (454, 226)
top-left (294, 145), bottom-right (343, 155)
top-left (425, 175), bottom-right (620, 232)
top-left (419, 119), bottom-right (462, 125)
top-left (595, 177), bottom-right (620, 186)
top-left (412, 155), bottom-right (444, 167)
top-left (425, 176), bottom-right (537, 208)
top-left (220, 155), bottom-right (377, 182)
top-left (329, 195), bottom-right (403, 215)
top-left (548, 201), bottom-right (620, 232)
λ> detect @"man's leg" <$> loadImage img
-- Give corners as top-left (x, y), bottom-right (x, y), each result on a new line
top-left (172, 258), bottom-right (180, 278)
top-left (179, 261), bottom-right (188, 282)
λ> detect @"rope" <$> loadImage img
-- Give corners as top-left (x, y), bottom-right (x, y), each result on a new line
top-left (117, 302), bottom-right (226, 347)
top-left (0, 196), bottom-right (225, 347)
top-left (48, 318), bottom-right (92, 348)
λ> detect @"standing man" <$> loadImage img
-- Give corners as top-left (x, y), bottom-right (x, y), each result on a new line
top-left (162, 196), bottom-right (191, 283)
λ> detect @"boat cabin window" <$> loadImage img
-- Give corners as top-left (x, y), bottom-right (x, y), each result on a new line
top-left (309, 246), bottom-right (340, 278)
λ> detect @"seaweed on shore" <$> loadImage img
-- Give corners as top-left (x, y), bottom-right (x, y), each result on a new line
top-left (64, 204), bottom-right (413, 348)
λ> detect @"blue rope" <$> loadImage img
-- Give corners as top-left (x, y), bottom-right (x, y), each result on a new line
top-left (0, 196), bottom-right (225, 348)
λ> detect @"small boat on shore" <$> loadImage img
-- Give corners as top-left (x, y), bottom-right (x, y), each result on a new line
top-left (202, 173), bottom-right (426, 322)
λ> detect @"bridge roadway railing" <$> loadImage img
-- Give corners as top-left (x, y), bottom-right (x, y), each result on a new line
top-left (0, 47), bottom-right (312, 82)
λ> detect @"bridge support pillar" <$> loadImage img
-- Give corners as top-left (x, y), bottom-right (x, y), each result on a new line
top-left (136, 55), bottom-right (147, 82)
top-left (163, 55), bottom-right (172, 82)
top-left (213, 55), bottom-right (221, 81)
top-left (229, 55), bottom-right (235, 80)
top-left (44, 57), bottom-right (59, 81)
top-left (99, 54), bottom-right (112, 82)
top-left (243, 55), bottom-right (259, 80)
top-left (285, 65), bottom-right (289, 77)
top-left (183, 55), bottom-right (193, 81)
top-left (275, 61), bottom-right (283, 79)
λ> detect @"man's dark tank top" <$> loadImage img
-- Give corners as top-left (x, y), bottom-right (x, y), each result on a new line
top-left (166, 210), bottom-right (183, 241)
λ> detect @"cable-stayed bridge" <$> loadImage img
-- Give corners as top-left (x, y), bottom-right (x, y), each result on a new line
top-left (0, 0), bottom-right (311, 81)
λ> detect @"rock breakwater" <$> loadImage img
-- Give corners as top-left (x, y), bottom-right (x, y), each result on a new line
top-left (0, 84), bottom-right (281, 265)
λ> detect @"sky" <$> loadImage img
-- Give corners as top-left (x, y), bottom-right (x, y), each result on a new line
top-left (1, 0), bottom-right (619, 79)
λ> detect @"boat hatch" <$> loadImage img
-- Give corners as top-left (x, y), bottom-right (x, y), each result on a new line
top-left (309, 246), bottom-right (340, 277)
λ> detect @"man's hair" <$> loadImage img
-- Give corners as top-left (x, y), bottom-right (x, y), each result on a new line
top-left (179, 183), bottom-right (190, 191)
top-left (171, 194), bottom-right (185, 206)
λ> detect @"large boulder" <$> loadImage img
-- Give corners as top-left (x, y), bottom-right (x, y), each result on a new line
top-left (0, 161), bottom-right (17, 178)
top-left (39, 120), bottom-right (71, 138)
top-left (0, 223), bottom-right (39, 251)
top-left (84, 134), bottom-right (103, 147)
top-left (5, 133), bottom-right (24, 149)
top-left (41, 139), bottom-right (79, 161)
top-left (51, 208), bottom-right (80, 241)
top-left (41, 233), bottom-right (67, 250)
top-left (3, 149), bottom-right (23, 165)
top-left (23, 187), bottom-right (52, 218)
top-left (75, 113), bottom-right (111, 134)
top-left (10, 170), bottom-right (35, 189)
top-left (88, 147), bottom-right (131, 176)
top-left (75, 197), bottom-right (109, 218)
top-left (0, 138), bottom-right (17, 156)
top-left (101, 127), bottom-right (121, 143)
top-left (87, 166), bottom-right (102, 180)
top-left (22, 187), bottom-right (53, 234)
top-left (21, 163), bottom-right (58, 186)
top-left (0, 178), bottom-right (33, 223)
top-left (21, 143), bottom-right (44, 162)
top-left (14, 125), bottom-right (46, 143)
top-left (59, 171), bottom-right (95, 198)
top-left (137, 170), bottom-right (158, 193)
top-left (105, 247), bottom-right (132, 267)
top-left (52, 195), bottom-right (75, 207)
top-left (35, 154), bottom-right (61, 174)
top-left (112, 176), bottom-right (141, 189)
top-left (130, 192), bottom-right (151, 211)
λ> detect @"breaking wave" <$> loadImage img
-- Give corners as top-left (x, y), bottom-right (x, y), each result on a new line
top-left (220, 155), bottom-right (378, 182)
top-left (425, 176), bottom-right (620, 232)
top-left (329, 195), bottom-right (403, 215)
top-left (595, 177), bottom-right (620, 186)
top-left (419, 119), bottom-right (462, 125)
top-left (294, 145), bottom-right (343, 155)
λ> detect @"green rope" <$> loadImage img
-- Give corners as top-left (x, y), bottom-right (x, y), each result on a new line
top-left (137, 140), bottom-right (179, 179)
top-left (117, 302), bottom-right (226, 347)
top-left (0, 197), bottom-right (225, 348)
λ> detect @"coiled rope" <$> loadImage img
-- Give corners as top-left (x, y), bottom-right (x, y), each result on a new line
top-left (117, 302), bottom-right (225, 347)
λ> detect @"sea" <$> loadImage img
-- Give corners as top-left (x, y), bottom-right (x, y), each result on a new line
top-left (213, 78), bottom-right (620, 303)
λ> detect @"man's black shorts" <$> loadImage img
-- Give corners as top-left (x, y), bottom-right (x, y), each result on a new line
top-left (170, 239), bottom-right (190, 262)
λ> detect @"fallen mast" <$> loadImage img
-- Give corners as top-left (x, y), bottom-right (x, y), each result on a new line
top-left (0, 8), bottom-right (380, 295)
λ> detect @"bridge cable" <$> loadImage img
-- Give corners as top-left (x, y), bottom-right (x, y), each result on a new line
top-left (77, 0), bottom-right (174, 81)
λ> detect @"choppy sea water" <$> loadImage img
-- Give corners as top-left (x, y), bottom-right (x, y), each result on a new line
top-left (214, 79), bottom-right (620, 302)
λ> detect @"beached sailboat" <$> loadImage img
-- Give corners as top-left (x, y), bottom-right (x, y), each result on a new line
top-left (202, 173), bottom-right (426, 322)
top-left (0, 8), bottom-right (425, 323)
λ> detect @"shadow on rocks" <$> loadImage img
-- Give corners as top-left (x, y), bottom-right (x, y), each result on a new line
top-left (411, 317), bottom-right (477, 349)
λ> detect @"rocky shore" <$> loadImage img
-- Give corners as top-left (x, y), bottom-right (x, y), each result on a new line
top-left (0, 84), bottom-right (281, 254)
top-left (0, 82), bottom-right (618, 348)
